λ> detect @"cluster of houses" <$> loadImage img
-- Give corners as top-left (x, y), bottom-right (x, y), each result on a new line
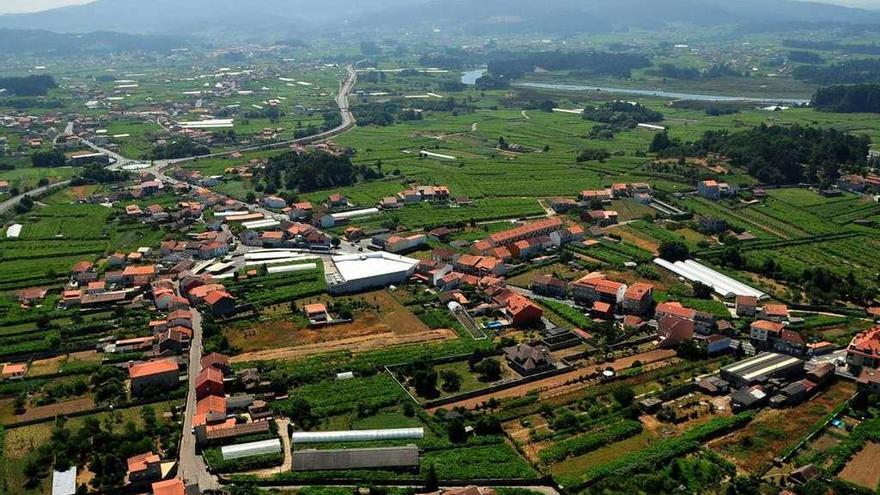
top-left (847, 326), bottom-right (880, 394)
top-left (837, 173), bottom-right (880, 194)
top-left (379, 184), bottom-right (451, 209)
top-left (240, 220), bottom-right (332, 250)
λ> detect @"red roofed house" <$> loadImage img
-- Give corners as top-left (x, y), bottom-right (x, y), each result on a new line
top-left (750, 320), bottom-right (785, 344)
top-left (152, 479), bottom-right (185, 495)
top-left (195, 366), bottom-right (224, 400)
top-left (571, 273), bottom-right (627, 307)
top-left (493, 290), bottom-right (543, 327)
top-left (847, 326), bottom-right (880, 373)
top-left (658, 315), bottom-right (695, 348)
top-left (759, 304), bottom-right (790, 322)
top-left (2, 362), bottom-right (27, 380)
top-left (303, 303), bottom-right (329, 323)
top-left (129, 358), bottom-right (179, 397)
top-left (655, 301), bottom-right (697, 321)
top-left (200, 352), bottom-right (230, 373)
top-left (127, 451), bottom-right (162, 484)
top-left (204, 290), bottom-right (236, 317)
top-left (122, 265), bottom-right (157, 286)
top-left (622, 283), bottom-right (654, 315)
top-left (193, 395), bottom-right (227, 427)
top-left (488, 217), bottom-right (563, 247)
top-left (735, 295), bottom-right (758, 318)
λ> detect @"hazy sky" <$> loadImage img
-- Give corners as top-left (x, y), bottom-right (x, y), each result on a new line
top-left (0, 0), bottom-right (876, 14)
top-left (0, 0), bottom-right (94, 14)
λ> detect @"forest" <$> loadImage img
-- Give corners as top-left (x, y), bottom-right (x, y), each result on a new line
top-left (811, 84), bottom-right (880, 113)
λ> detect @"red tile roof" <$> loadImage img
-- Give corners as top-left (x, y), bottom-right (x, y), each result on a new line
top-left (129, 358), bottom-right (178, 379)
top-left (152, 479), bottom-right (185, 495)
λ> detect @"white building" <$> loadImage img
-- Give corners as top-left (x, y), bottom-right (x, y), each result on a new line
top-left (328, 252), bottom-right (419, 294)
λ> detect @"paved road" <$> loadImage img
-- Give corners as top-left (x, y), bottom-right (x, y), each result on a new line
top-left (177, 303), bottom-right (221, 490)
top-left (0, 180), bottom-right (71, 216)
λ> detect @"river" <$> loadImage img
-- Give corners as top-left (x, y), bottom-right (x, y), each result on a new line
top-left (511, 81), bottom-right (810, 105)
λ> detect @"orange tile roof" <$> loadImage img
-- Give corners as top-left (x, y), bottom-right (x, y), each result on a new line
top-left (488, 217), bottom-right (563, 245)
top-left (762, 304), bottom-right (789, 317)
top-left (127, 451), bottom-right (160, 473)
top-left (196, 366), bottom-right (223, 388)
top-left (751, 320), bottom-right (785, 333)
top-left (624, 282), bottom-right (653, 301)
top-left (129, 358), bottom-right (178, 379)
top-left (122, 265), bottom-right (157, 277)
top-left (204, 290), bottom-right (233, 305)
top-left (656, 301), bottom-right (696, 320)
top-left (849, 326), bottom-right (880, 358)
top-left (304, 303), bottom-right (327, 315)
top-left (152, 479), bottom-right (185, 495)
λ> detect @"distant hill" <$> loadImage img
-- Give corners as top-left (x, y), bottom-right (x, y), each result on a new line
top-left (0, 29), bottom-right (185, 55)
top-left (0, 0), bottom-right (877, 39)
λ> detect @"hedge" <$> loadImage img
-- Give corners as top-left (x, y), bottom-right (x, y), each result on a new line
top-left (539, 419), bottom-right (644, 464)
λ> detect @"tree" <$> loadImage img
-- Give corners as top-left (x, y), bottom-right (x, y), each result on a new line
top-left (649, 131), bottom-right (672, 152)
top-left (447, 417), bottom-right (467, 443)
top-left (424, 463), bottom-right (439, 491)
top-left (692, 281), bottom-right (713, 299)
top-left (440, 370), bottom-right (462, 392)
top-left (275, 396), bottom-right (314, 429)
top-left (412, 368), bottom-right (439, 398)
top-left (613, 387), bottom-right (635, 407)
top-left (658, 240), bottom-right (690, 262)
top-left (475, 359), bottom-right (502, 382)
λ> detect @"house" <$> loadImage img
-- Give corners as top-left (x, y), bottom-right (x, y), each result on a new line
top-left (195, 366), bottom-right (225, 400)
top-left (488, 217), bottom-right (563, 247)
top-left (2, 362), bottom-right (27, 380)
top-left (759, 304), bottom-right (789, 322)
top-left (151, 479), bottom-right (185, 495)
top-left (328, 194), bottom-right (347, 207)
top-left (697, 180), bottom-right (732, 200)
top-left (71, 260), bottom-right (97, 284)
top-left (194, 395), bottom-right (227, 427)
top-left (655, 301), bottom-right (696, 321)
top-left (303, 303), bottom-right (329, 323)
top-left (580, 189), bottom-right (612, 202)
top-left (129, 358), bottom-right (179, 396)
top-left (750, 320), bottom-right (785, 344)
top-left (846, 326), bottom-right (880, 373)
top-left (204, 290), bottom-right (236, 317)
top-left (570, 273), bottom-right (626, 306)
top-left (857, 368), bottom-right (880, 394)
top-left (622, 283), bottom-right (653, 315)
top-left (494, 290), bottom-right (543, 327)
top-left (454, 254), bottom-right (506, 277)
top-left (735, 295), bottom-right (757, 318)
top-left (122, 265), bottom-right (157, 286)
top-left (262, 195), bottom-right (287, 209)
top-left (548, 197), bottom-right (577, 213)
top-left (385, 234), bottom-right (427, 254)
top-left (530, 274), bottom-right (567, 299)
top-left (699, 217), bottom-right (727, 234)
top-left (657, 315), bottom-right (695, 348)
top-left (18, 287), bottom-right (49, 306)
top-left (200, 353), bottom-right (230, 374)
top-left (0, 180), bottom-right (9, 193)
top-left (776, 329), bottom-right (806, 356)
top-left (504, 343), bottom-right (556, 376)
top-left (126, 452), bottom-right (162, 484)
top-left (157, 327), bottom-right (192, 354)
top-left (291, 201), bottom-right (314, 219)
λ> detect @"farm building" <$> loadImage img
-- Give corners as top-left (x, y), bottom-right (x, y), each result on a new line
top-left (292, 445), bottom-right (419, 471)
top-left (328, 252), bottom-right (419, 294)
top-left (720, 352), bottom-right (805, 387)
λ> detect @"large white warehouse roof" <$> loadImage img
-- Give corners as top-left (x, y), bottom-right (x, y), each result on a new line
top-left (654, 258), bottom-right (765, 299)
top-left (332, 252), bottom-right (419, 285)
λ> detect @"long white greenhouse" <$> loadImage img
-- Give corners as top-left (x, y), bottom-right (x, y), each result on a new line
top-left (654, 258), bottom-right (766, 299)
top-left (291, 427), bottom-right (424, 444)
top-left (221, 439), bottom-right (282, 460)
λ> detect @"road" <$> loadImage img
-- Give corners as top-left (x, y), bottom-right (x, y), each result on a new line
top-left (0, 180), bottom-right (71, 216)
top-left (177, 303), bottom-right (221, 490)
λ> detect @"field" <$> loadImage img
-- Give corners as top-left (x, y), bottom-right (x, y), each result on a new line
top-left (709, 380), bottom-right (857, 474)
top-left (837, 442), bottom-right (880, 490)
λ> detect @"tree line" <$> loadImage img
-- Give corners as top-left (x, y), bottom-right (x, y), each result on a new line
top-left (650, 124), bottom-right (869, 186)
top-left (811, 84), bottom-right (880, 113)
top-left (0, 75), bottom-right (57, 97)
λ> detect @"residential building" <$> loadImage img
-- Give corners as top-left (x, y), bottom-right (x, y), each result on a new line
top-left (303, 303), bottom-right (329, 323)
top-left (759, 304), bottom-right (790, 322)
top-left (530, 274), bottom-right (567, 299)
top-left (622, 283), bottom-right (654, 315)
top-left (151, 479), bottom-right (185, 495)
top-left (195, 366), bottom-right (224, 400)
top-left (129, 358), bottom-right (179, 396)
top-left (126, 452), bottom-right (162, 484)
top-left (697, 180), bottom-right (733, 200)
top-left (847, 326), bottom-right (880, 372)
top-left (493, 290), bottom-right (543, 327)
top-left (735, 295), bottom-right (758, 317)
top-left (504, 343), bottom-right (556, 376)
top-left (571, 273), bottom-right (627, 306)
top-left (750, 320), bottom-right (785, 344)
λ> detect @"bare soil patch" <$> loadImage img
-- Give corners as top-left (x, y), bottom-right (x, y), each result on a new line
top-left (838, 442), bottom-right (880, 490)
